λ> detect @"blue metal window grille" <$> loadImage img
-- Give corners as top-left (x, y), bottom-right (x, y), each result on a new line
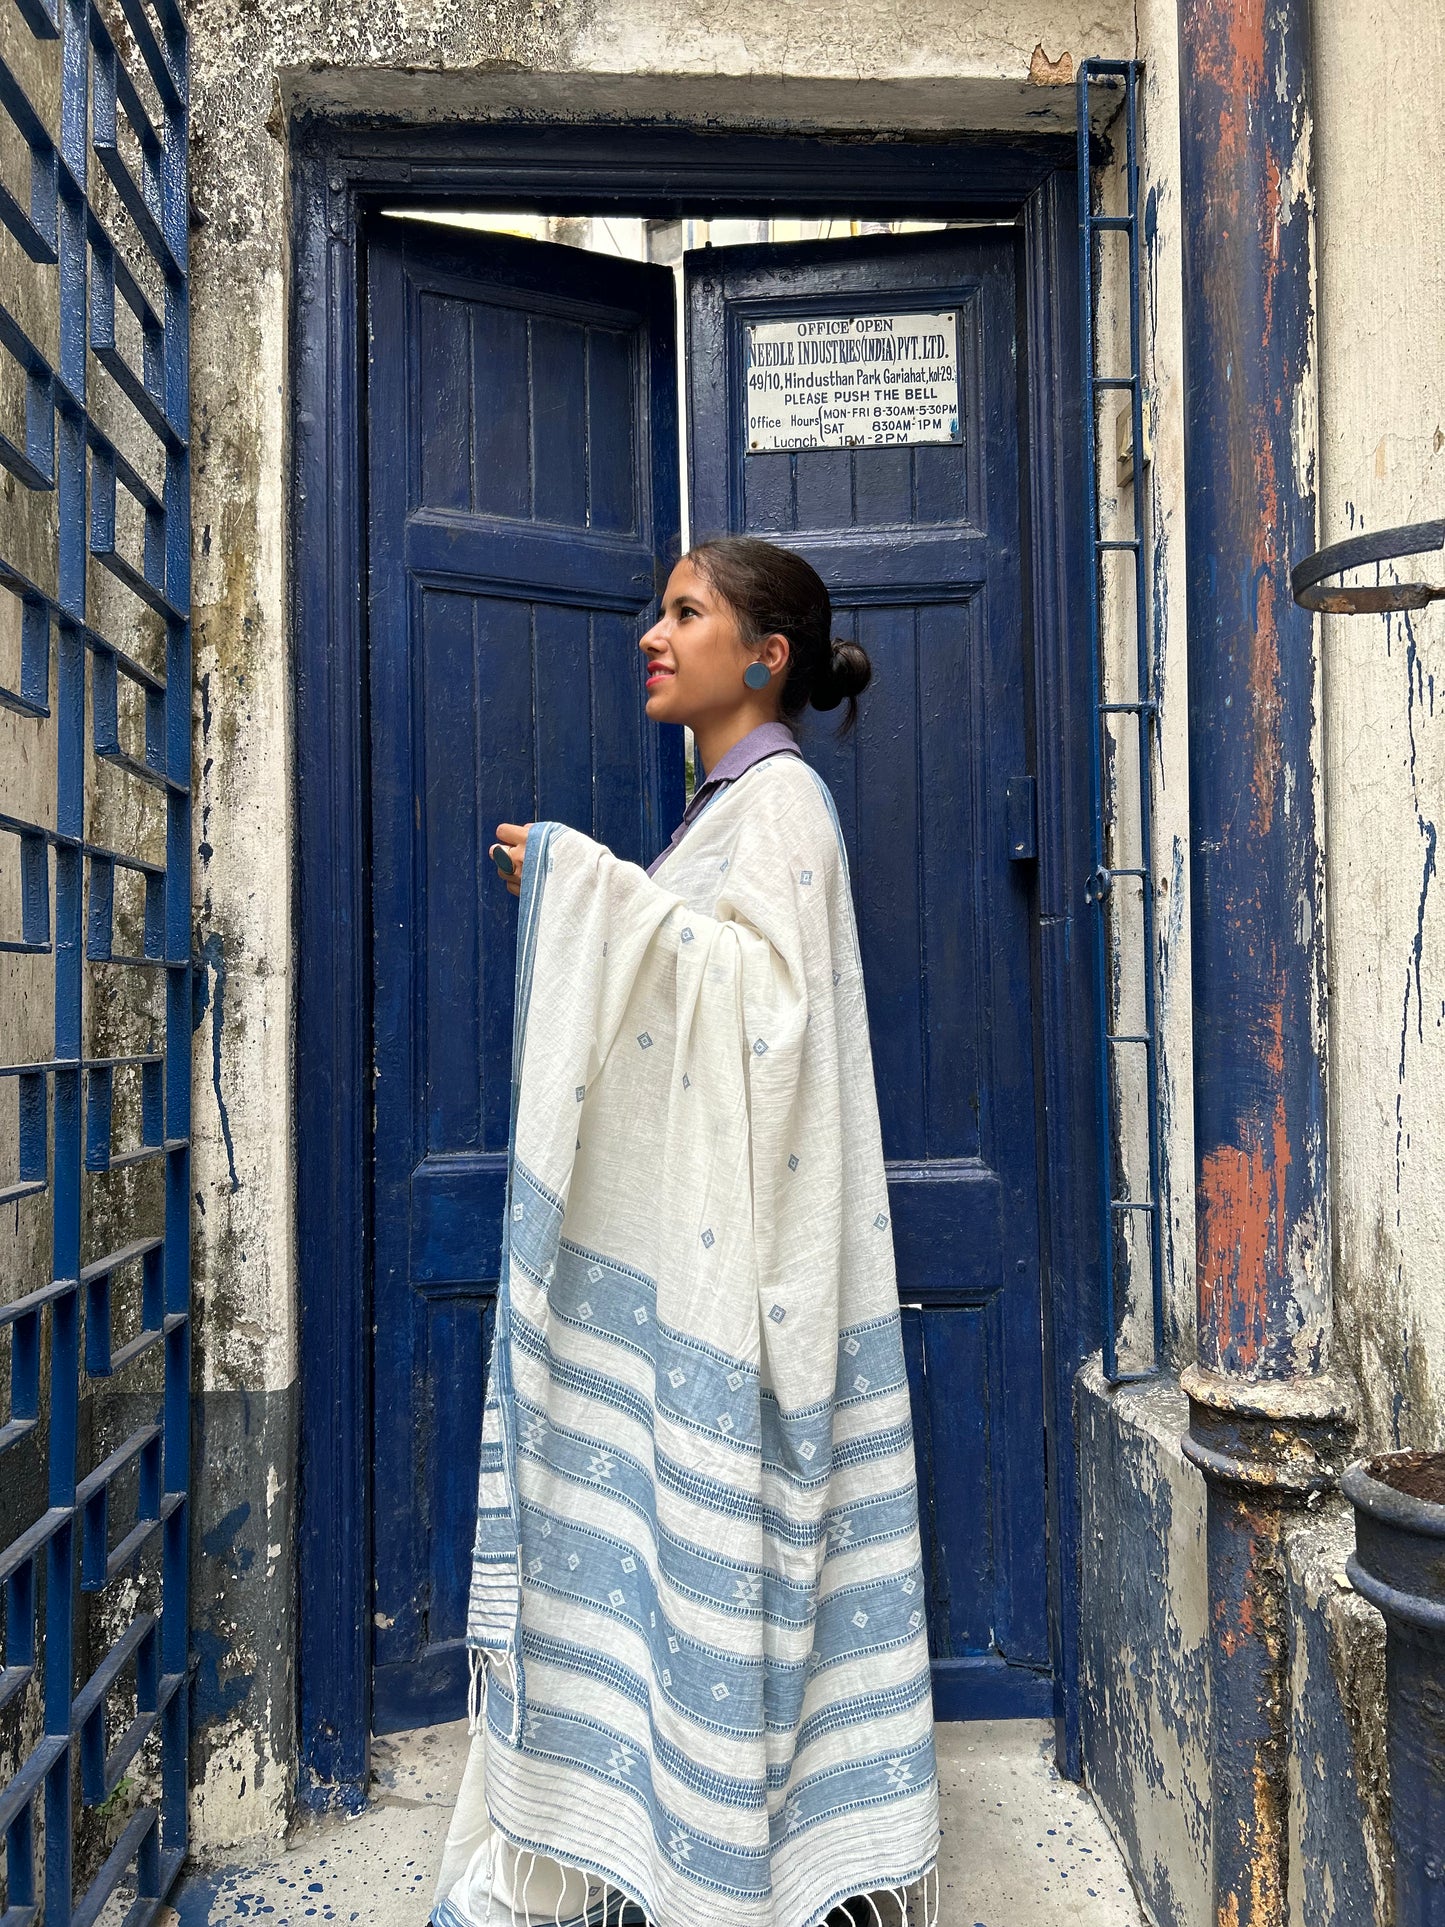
top-left (0, 0), bottom-right (191, 1916)
top-left (1076, 59), bottom-right (1164, 1382)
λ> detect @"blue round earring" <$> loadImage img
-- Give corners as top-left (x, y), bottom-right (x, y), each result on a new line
top-left (743, 661), bottom-right (772, 690)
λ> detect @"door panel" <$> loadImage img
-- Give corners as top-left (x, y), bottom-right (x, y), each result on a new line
top-left (367, 224), bottom-right (682, 1732)
top-left (687, 231), bottom-right (1050, 1716)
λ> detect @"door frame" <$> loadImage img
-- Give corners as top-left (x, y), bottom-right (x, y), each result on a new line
top-left (290, 115), bottom-right (1101, 1814)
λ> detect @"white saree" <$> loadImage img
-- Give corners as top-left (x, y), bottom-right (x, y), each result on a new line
top-left (433, 755), bottom-right (940, 1927)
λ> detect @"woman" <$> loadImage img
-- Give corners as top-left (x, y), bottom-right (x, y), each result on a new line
top-left (432, 538), bottom-right (940, 1927)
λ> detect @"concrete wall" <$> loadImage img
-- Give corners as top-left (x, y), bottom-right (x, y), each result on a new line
top-left (1283, 1503), bottom-right (1390, 1927)
top-left (1077, 1368), bottom-right (1394, 1927)
top-left (1314, 0), bottom-right (1445, 1457)
top-left (1077, 1368), bottom-right (1210, 1927)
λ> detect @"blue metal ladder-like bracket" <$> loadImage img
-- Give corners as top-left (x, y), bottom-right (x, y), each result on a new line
top-left (1077, 59), bottom-right (1165, 1383)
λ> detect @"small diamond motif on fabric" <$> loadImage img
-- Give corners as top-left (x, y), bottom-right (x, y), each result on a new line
top-left (576, 1300), bottom-right (592, 1319)
top-left (788, 1154), bottom-right (799, 1171)
top-left (682, 1073), bottom-right (691, 1089)
top-left (843, 1335), bottom-right (861, 1356)
top-left (567, 1553), bottom-right (580, 1570)
top-left (680, 927), bottom-right (694, 943)
top-left (768, 1304), bottom-right (786, 1323)
top-left (752, 1038), bottom-right (768, 1056)
top-left (528, 1557), bottom-right (543, 1577)
top-left (726, 1370), bottom-right (743, 1391)
top-left (608, 1588), bottom-right (626, 1607)
top-left (909, 1609), bottom-right (924, 1631)
top-left (668, 1367), bottom-right (687, 1389)
top-left (701, 1228), bottom-right (715, 1249)
top-left (711, 1682), bottom-right (730, 1701)
top-left (634, 1306), bottom-right (649, 1324)
top-left (851, 1609), bottom-right (869, 1629)
top-left (637, 1032), bottom-right (653, 1050)
top-left (540, 1520), bottom-right (553, 1538)
top-left (853, 1374), bottom-right (870, 1393)
top-left (717, 1413), bottom-right (735, 1433)
top-left (575, 1085), bottom-right (586, 1102)
top-left (874, 1212), bottom-right (889, 1230)
top-left (667, 1635), bottom-right (679, 1654)
top-left (512, 1203), bottom-right (524, 1221)
top-left (798, 1439), bottom-right (817, 1461)
top-left (621, 1556), bottom-right (636, 1573)
top-left (800, 869), bottom-right (813, 885)
top-left (662, 1667), bottom-right (672, 1686)
top-left (587, 1264), bottom-right (603, 1283)
top-left (902, 1576), bottom-right (918, 1595)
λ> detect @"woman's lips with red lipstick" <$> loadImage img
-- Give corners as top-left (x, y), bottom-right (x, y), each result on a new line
top-left (645, 664), bottom-right (675, 688)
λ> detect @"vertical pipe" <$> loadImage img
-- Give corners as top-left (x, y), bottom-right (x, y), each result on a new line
top-left (1175, 3), bottom-right (1355, 1924)
top-left (1178, 0), bottom-right (1327, 1383)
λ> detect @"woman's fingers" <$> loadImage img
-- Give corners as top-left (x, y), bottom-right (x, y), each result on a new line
top-left (491, 822), bottom-right (532, 898)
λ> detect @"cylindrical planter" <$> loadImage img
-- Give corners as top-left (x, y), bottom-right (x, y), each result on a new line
top-left (1344, 1451), bottom-right (1445, 1926)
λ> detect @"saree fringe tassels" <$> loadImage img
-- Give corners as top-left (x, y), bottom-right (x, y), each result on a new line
top-left (433, 758), bottom-right (940, 1927)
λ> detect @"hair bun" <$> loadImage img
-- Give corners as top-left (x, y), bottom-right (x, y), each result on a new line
top-left (811, 638), bottom-right (872, 713)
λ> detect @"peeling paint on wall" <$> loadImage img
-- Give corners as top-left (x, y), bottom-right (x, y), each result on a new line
top-left (1315, 3), bottom-right (1445, 1456)
top-left (1078, 1366), bottom-right (1211, 1927)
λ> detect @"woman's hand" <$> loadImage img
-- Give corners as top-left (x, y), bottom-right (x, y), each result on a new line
top-left (489, 822), bottom-right (531, 898)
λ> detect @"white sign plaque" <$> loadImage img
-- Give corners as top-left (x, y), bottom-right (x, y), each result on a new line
top-left (745, 311), bottom-right (961, 454)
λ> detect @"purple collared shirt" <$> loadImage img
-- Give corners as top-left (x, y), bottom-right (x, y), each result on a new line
top-left (646, 721), bottom-right (802, 877)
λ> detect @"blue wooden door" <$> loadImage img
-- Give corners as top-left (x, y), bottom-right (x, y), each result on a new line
top-left (688, 231), bottom-right (1051, 1718)
top-left (366, 223), bottom-right (682, 1731)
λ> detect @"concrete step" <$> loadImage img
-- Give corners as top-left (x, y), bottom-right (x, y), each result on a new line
top-left (173, 1719), bottom-right (1147, 1926)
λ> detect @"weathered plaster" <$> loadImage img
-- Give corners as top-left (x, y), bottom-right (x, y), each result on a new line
top-left (573, 0), bottom-right (1128, 81)
top-left (1078, 1365), bottom-right (1210, 1927)
top-left (1314, 0), bottom-right (1445, 1452)
top-left (1283, 1501), bottom-right (1390, 1927)
top-left (187, 1387), bottom-right (298, 1849)
top-left (1134, 0), bottom-right (1195, 1367)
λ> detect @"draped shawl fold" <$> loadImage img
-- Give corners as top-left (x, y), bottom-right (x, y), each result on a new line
top-left (464, 754), bottom-right (939, 1927)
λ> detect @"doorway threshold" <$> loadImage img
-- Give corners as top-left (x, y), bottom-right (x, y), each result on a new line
top-left (171, 1723), bottom-right (1147, 1925)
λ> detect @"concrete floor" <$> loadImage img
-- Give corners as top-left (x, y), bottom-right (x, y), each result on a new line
top-left (173, 1721), bottom-right (1147, 1927)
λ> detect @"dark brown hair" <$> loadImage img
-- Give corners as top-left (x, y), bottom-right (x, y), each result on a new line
top-left (685, 536), bottom-right (872, 734)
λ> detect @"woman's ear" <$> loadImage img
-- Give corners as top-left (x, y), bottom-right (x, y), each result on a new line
top-left (761, 631), bottom-right (791, 678)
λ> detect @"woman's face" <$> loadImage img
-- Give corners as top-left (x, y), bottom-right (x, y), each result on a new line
top-left (639, 559), bottom-right (785, 730)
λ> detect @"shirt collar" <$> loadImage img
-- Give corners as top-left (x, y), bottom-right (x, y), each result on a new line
top-left (695, 720), bottom-right (802, 794)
